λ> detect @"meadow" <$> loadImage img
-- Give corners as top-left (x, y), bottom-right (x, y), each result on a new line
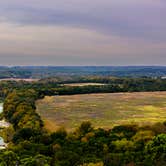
top-left (63, 83), bottom-right (106, 86)
top-left (36, 92), bottom-right (166, 131)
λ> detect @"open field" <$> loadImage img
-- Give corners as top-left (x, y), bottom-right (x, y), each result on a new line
top-left (63, 83), bottom-right (106, 86)
top-left (0, 78), bottom-right (38, 82)
top-left (36, 92), bottom-right (166, 131)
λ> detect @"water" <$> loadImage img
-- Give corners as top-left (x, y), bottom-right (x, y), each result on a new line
top-left (0, 137), bottom-right (5, 149)
top-left (0, 103), bottom-right (3, 113)
top-left (0, 103), bottom-right (7, 149)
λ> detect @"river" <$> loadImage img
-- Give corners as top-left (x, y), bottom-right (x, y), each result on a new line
top-left (0, 103), bottom-right (8, 149)
top-left (0, 103), bottom-right (3, 113)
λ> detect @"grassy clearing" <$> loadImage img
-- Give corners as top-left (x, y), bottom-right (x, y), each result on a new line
top-left (36, 92), bottom-right (166, 131)
top-left (63, 83), bottom-right (106, 86)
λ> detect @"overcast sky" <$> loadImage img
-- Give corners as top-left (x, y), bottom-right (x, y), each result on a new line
top-left (0, 0), bottom-right (165, 66)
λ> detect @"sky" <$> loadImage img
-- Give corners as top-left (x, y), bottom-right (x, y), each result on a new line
top-left (0, 0), bottom-right (166, 66)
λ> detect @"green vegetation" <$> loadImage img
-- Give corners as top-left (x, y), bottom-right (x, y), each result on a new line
top-left (0, 76), bottom-right (165, 165)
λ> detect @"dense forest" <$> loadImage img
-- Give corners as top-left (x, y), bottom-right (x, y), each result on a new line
top-left (0, 77), bottom-right (166, 165)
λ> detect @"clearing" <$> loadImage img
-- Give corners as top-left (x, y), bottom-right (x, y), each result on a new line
top-left (36, 92), bottom-right (166, 131)
top-left (63, 83), bottom-right (105, 86)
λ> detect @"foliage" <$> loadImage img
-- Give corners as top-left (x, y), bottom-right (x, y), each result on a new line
top-left (0, 77), bottom-right (166, 165)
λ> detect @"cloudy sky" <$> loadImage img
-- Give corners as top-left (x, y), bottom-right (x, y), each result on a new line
top-left (0, 0), bottom-right (165, 66)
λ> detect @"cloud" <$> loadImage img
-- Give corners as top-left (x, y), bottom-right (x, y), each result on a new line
top-left (0, 0), bottom-right (165, 65)
top-left (0, 0), bottom-right (166, 41)
top-left (0, 22), bottom-right (166, 65)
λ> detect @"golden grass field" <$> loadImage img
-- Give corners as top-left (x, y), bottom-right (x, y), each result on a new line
top-left (36, 92), bottom-right (166, 131)
top-left (63, 83), bottom-right (105, 86)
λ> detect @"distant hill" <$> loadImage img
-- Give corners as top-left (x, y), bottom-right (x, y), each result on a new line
top-left (0, 66), bottom-right (166, 78)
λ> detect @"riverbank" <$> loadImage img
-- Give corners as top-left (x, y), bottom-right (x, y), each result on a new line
top-left (0, 103), bottom-right (10, 149)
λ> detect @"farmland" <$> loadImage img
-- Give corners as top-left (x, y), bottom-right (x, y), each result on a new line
top-left (36, 92), bottom-right (166, 131)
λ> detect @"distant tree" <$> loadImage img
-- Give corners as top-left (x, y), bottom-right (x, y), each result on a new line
top-left (0, 151), bottom-right (19, 166)
top-left (2, 125), bottom-right (15, 142)
top-left (20, 154), bottom-right (51, 166)
top-left (80, 162), bottom-right (103, 166)
top-left (145, 134), bottom-right (166, 165)
top-left (51, 127), bottom-right (67, 143)
top-left (112, 138), bottom-right (134, 152)
top-left (76, 121), bottom-right (93, 137)
top-left (132, 130), bottom-right (154, 151)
